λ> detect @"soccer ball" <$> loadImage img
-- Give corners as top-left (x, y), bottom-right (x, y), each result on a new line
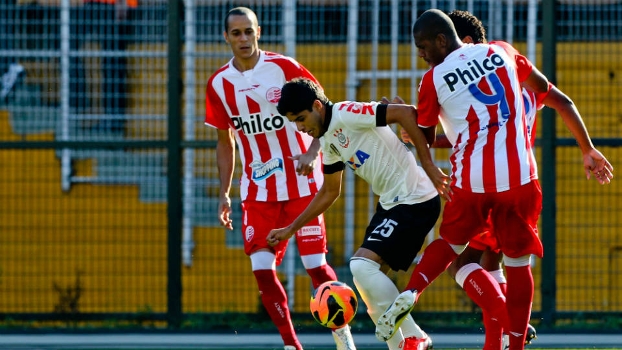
top-left (309, 280), bottom-right (358, 329)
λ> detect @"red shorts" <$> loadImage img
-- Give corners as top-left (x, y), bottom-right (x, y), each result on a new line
top-left (468, 216), bottom-right (500, 253)
top-left (440, 181), bottom-right (543, 258)
top-left (241, 196), bottom-right (328, 266)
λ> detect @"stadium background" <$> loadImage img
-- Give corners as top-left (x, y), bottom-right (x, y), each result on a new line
top-left (0, 0), bottom-right (620, 334)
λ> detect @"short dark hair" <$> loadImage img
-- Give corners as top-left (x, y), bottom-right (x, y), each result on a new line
top-left (224, 7), bottom-right (258, 32)
top-left (412, 9), bottom-right (458, 41)
top-left (447, 10), bottom-right (487, 44)
top-left (277, 78), bottom-right (328, 116)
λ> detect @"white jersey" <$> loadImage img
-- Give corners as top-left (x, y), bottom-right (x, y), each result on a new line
top-left (205, 50), bottom-right (323, 202)
top-left (417, 41), bottom-right (538, 193)
top-left (320, 101), bottom-right (438, 209)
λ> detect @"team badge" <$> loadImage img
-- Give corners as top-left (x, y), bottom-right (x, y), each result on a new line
top-left (333, 128), bottom-right (350, 148)
top-left (266, 87), bottom-right (281, 104)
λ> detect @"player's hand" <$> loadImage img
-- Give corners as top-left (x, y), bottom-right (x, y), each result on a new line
top-left (267, 227), bottom-right (295, 247)
top-left (584, 148), bottom-right (614, 184)
top-left (380, 96), bottom-right (405, 105)
top-left (400, 128), bottom-right (412, 144)
top-left (218, 195), bottom-right (233, 230)
top-left (422, 163), bottom-right (452, 201)
top-left (290, 153), bottom-right (317, 176)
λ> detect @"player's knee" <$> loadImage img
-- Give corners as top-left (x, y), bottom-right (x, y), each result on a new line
top-left (300, 253), bottom-right (327, 269)
top-left (250, 251), bottom-right (277, 271)
top-left (349, 257), bottom-right (380, 282)
top-left (503, 254), bottom-right (531, 267)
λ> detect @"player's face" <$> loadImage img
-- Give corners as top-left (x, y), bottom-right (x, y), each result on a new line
top-left (224, 14), bottom-right (261, 60)
top-left (286, 102), bottom-right (325, 138)
top-left (414, 33), bottom-right (445, 67)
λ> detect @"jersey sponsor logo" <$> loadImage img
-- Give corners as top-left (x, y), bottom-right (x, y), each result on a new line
top-left (337, 101), bottom-right (375, 115)
top-left (299, 226), bottom-right (322, 236)
top-left (333, 128), bottom-right (350, 148)
top-left (245, 226), bottom-right (255, 242)
top-left (238, 84), bottom-right (260, 92)
top-left (250, 158), bottom-right (284, 181)
top-left (346, 150), bottom-right (370, 170)
top-left (266, 87), bottom-right (281, 104)
top-left (232, 113), bottom-right (286, 135)
top-left (443, 53), bottom-right (506, 92)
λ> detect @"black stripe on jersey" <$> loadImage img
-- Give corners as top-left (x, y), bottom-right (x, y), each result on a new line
top-left (324, 162), bottom-right (345, 174)
top-left (376, 104), bottom-right (387, 126)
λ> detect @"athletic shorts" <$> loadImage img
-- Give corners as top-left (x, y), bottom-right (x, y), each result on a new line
top-left (468, 214), bottom-right (501, 253)
top-left (360, 196), bottom-right (441, 271)
top-left (440, 180), bottom-right (543, 258)
top-left (241, 196), bottom-right (327, 266)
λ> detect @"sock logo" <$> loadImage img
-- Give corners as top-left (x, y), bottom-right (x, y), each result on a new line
top-left (468, 278), bottom-right (483, 296)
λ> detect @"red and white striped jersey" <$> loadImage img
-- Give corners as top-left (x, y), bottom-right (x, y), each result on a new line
top-left (205, 51), bottom-right (323, 202)
top-left (417, 42), bottom-right (538, 193)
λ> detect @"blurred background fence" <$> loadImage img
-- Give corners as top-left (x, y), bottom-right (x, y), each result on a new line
top-left (0, 0), bottom-right (620, 332)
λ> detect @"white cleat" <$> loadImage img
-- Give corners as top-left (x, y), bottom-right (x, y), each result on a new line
top-left (375, 290), bottom-right (417, 341)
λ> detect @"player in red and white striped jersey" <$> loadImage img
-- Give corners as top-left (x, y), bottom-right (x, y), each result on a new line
top-left (205, 7), bottom-right (354, 350)
top-left (377, 9), bottom-right (613, 350)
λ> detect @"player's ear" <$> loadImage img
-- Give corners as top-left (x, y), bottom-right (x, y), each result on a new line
top-left (256, 26), bottom-right (261, 39)
top-left (223, 31), bottom-right (229, 44)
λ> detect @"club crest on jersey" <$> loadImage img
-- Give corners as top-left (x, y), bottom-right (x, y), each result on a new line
top-left (443, 53), bottom-right (506, 92)
top-left (333, 128), bottom-right (350, 148)
top-left (250, 158), bottom-right (284, 181)
top-left (232, 113), bottom-right (286, 135)
top-left (266, 87), bottom-right (281, 104)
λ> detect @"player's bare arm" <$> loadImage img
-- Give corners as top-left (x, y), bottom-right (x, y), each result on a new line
top-left (267, 170), bottom-right (343, 246)
top-left (291, 138), bottom-right (321, 176)
top-left (216, 128), bottom-right (236, 229)
top-left (521, 66), bottom-right (550, 94)
top-left (542, 86), bottom-right (614, 184)
top-left (386, 104), bottom-right (451, 200)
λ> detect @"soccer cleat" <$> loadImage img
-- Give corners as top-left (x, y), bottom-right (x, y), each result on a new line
top-left (403, 334), bottom-right (433, 350)
top-left (332, 324), bottom-right (356, 350)
top-left (0, 63), bottom-right (25, 102)
top-left (502, 324), bottom-right (537, 349)
top-left (525, 324), bottom-right (537, 345)
top-left (375, 290), bottom-right (417, 341)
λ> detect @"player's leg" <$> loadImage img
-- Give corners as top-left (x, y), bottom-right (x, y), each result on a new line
top-left (285, 196), bottom-right (338, 289)
top-left (360, 198), bottom-right (439, 343)
top-left (283, 196), bottom-right (351, 349)
top-left (244, 201), bottom-right (303, 350)
top-left (492, 181), bottom-right (543, 350)
top-left (479, 249), bottom-right (506, 350)
top-left (350, 257), bottom-right (429, 350)
top-left (381, 189), bottom-right (509, 340)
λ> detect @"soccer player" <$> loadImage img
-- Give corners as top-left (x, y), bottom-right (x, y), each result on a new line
top-left (376, 9), bottom-right (613, 350)
top-left (204, 7), bottom-right (355, 350)
top-left (267, 77), bottom-right (447, 350)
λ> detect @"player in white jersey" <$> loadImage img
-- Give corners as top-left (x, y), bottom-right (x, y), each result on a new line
top-left (377, 9), bottom-right (613, 350)
top-left (266, 77), bottom-right (445, 350)
top-left (204, 7), bottom-right (354, 350)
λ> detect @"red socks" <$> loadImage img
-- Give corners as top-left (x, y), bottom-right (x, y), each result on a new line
top-left (505, 265), bottom-right (534, 350)
top-left (253, 269), bottom-right (302, 350)
top-left (405, 239), bottom-right (458, 295)
top-left (306, 264), bottom-right (338, 289)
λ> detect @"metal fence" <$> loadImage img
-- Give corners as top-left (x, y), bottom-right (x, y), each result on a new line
top-left (0, 0), bottom-right (620, 331)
